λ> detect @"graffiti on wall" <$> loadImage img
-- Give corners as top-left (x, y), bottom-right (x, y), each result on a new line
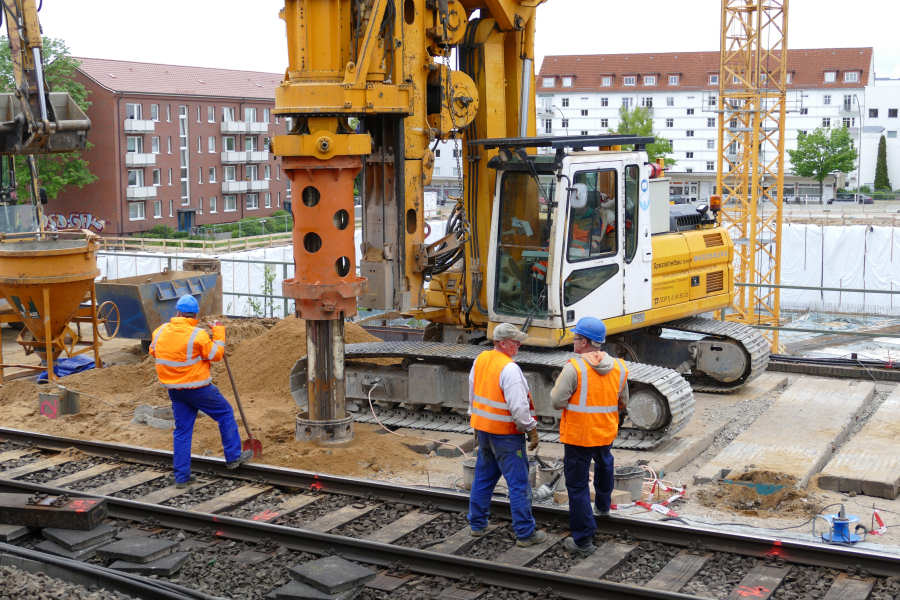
top-left (44, 212), bottom-right (106, 232)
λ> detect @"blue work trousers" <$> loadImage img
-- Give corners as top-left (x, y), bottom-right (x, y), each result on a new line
top-left (563, 443), bottom-right (614, 546)
top-left (168, 384), bottom-right (242, 483)
top-left (467, 430), bottom-right (536, 540)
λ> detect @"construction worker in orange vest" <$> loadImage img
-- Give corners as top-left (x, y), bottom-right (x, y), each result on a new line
top-left (467, 322), bottom-right (547, 547)
top-left (149, 294), bottom-right (252, 488)
top-left (551, 317), bottom-right (628, 556)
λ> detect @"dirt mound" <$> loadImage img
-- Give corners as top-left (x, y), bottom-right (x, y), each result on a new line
top-left (0, 318), bottom-right (424, 479)
top-left (696, 471), bottom-right (822, 517)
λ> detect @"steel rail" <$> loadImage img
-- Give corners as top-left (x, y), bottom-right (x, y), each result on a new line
top-left (2, 427), bottom-right (900, 578)
top-left (0, 477), bottom-right (697, 600)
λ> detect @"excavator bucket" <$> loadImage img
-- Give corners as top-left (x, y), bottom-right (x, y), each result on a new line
top-left (0, 92), bottom-right (90, 155)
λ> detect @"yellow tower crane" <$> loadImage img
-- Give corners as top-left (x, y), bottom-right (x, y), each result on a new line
top-left (715, 0), bottom-right (789, 351)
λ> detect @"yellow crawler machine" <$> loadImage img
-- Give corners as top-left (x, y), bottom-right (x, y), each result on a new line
top-left (275, 0), bottom-right (768, 446)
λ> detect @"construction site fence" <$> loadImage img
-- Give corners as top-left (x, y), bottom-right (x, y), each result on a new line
top-left (98, 231), bottom-right (293, 254)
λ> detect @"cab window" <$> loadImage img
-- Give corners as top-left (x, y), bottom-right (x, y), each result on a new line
top-left (624, 164), bottom-right (639, 263)
top-left (566, 169), bottom-right (617, 262)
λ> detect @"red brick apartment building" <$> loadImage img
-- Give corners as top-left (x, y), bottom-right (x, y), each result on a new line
top-left (48, 58), bottom-right (292, 235)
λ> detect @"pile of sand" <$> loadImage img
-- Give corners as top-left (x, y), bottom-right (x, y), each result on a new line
top-left (0, 317), bottom-right (424, 479)
top-left (696, 471), bottom-right (822, 517)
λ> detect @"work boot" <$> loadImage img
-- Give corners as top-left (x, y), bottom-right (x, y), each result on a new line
top-left (226, 449), bottom-right (254, 470)
top-left (469, 527), bottom-right (488, 538)
top-left (515, 529), bottom-right (547, 547)
top-left (175, 476), bottom-right (197, 489)
top-left (594, 506), bottom-right (610, 517)
top-left (563, 536), bottom-right (596, 557)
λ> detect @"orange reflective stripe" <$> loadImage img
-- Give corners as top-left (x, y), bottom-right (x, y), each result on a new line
top-left (470, 350), bottom-right (520, 435)
top-left (153, 317), bottom-right (223, 389)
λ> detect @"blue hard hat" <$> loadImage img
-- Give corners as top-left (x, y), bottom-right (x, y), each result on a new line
top-left (572, 316), bottom-right (606, 343)
top-left (175, 294), bottom-right (199, 314)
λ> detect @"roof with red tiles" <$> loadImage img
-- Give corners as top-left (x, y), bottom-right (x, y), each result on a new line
top-left (537, 48), bottom-right (873, 93)
top-left (75, 57), bottom-right (282, 99)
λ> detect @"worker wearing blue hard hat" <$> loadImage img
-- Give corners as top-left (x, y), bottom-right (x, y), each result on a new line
top-left (149, 294), bottom-right (252, 487)
top-left (550, 316), bottom-right (629, 557)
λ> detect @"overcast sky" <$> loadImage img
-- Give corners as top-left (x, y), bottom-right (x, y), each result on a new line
top-left (38, 1), bottom-right (900, 78)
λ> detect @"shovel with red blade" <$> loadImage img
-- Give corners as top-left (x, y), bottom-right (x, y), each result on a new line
top-left (222, 354), bottom-right (262, 458)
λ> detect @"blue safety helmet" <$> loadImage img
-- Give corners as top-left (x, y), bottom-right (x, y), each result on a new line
top-left (572, 316), bottom-right (606, 343)
top-left (175, 294), bottom-right (199, 315)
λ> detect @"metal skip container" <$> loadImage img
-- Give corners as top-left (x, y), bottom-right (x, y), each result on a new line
top-left (94, 268), bottom-right (221, 347)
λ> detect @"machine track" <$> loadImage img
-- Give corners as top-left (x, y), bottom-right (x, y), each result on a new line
top-left (341, 342), bottom-right (694, 450)
top-left (664, 317), bottom-right (770, 392)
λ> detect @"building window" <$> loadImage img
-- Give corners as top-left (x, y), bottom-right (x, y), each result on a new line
top-left (244, 136), bottom-right (257, 152)
top-left (223, 106), bottom-right (235, 121)
top-left (823, 94), bottom-right (831, 105)
top-left (127, 169), bottom-right (143, 186)
top-left (708, 74), bottom-right (718, 85)
top-left (264, 165), bottom-right (271, 180)
top-left (708, 95), bottom-right (717, 106)
top-left (668, 75), bottom-right (679, 86)
top-left (125, 103), bottom-right (142, 120)
top-left (869, 108), bottom-right (879, 118)
top-left (209, 197), bottom-right (217, 213)
top-left (244, 107), bottom-right (257, 122)
top-left (264, 108), bottom-right (271, 123)
top-left (686, 130), bottom-right (694, 137)
top-left (732, 74), bottom-right (741, 85)
top-left (888, 131), bottom-right (898, 138)
top-left (643, 75), bottom-right (656, 86)
top-left (247, 165), bottom-right (258, 181)
top-left (209, 167), bottom-right (216, 183)
top-left (601, 76), bottom-right (612, 87)
top-left (666, 96), bottom-right (674, 107)
top-left (207, 106), bottom-right (215, 122)
top-left (665, 118), bottom-right (674, 127)
top-left (224, 166), bottom-right (236, 181)
top-left (246, 193), bottom-right (259, 210)
top-left (686, 168), bottom-right (693, 173)
top-left (152, 168), bottom-right (161, 186)
top-left (208, 136), bottom-right (215, 153)
top-left (844, 71), bottom-right (859, 83)
top-left (730, 118), bottom-right (738, 128)
top-left (276, 166), bottom-right (280, 180)
top-left (641, 97), bottom-right (652, 108)
top-left (153, 200), bottom-right (162, 218)
top-left (843, 95), bottom-right (853, 111)
top-left (822, 117), bottom-right (831, 128)
top-left (706, 161), bottom-right (714, 170)
top-left (128, 201), bottom-right (145, 221)
top-left (150, 104), bottom-right (159, 122)
top-left (166, 104), bottom-right (171, 122)
top-left (707, 118), bottom-right (715, 127)
top-left (265, 192), bottom-right (272, 208)
top-left (561, 76), bottom-right (573, 87)
top-left (622, 98), bottom-right (633, 109)
top-left (196, 106), bottom-right (201, 122)
top-left (561, 98), bottom-right (569, 107)
top-left (224, 195), bottom-right (237, 212)
top-left (889, 109), bottom-right (898, 118)
top-left (580, 109), bottom-right (588, 116)
top-left (168, 168), bottom-right (172, 185)
top-left (167, 137), bottom-right (172, 153)
top-left (169, 199), bottom-right (173, 217)
top-left (223, 136), bottom-right (236, 151)
top-left (686, 152), bottom-right (694, 158)
top-left (797, 130), bottom-right (807, 137)
top-left (800, 107), bottom-right (808, 115)
top-left (824, 71), bottom-right (836, 83)
top-left (561, 119), bottom-right (569, 128)
top-left (707, 139), bottom-right (715, 150)
top-left (435, 149), bottom-right (441, 158)
top-left (198, 167), bottom-right (203, 184)
top-left (600, 97), bottom-right (608, 107)
top-left (600, 118), bottom-right (608, 128)
top-left (842, 117), bottom-right (855, 128)
top-left (151, 136), bottom-right (160, 154)
top-left (197, 136), bottom-right (202, 153)
top-left (686, 108), bottom-right (694, 115)
top-left (126, 136), bottom-right (143, 153)
top-left (542, 77), bottom-right (555, 87)
top-left (623, 76), bottom-right (636, 86)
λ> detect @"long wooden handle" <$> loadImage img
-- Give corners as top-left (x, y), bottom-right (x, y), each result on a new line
top-left (223, 354), bottom-right (254, 440)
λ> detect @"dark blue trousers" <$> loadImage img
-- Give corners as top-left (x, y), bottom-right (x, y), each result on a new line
top-left (564, 443), bottom-right (614, 546)
top-left (467, 430), bottom-right (536, 540)
top-left (168, 384), bottom-right (242, 483)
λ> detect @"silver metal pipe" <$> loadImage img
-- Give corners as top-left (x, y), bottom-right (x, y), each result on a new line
top-left (518, 58), bottom-right (532, 137)
top-left (32, 47), bottom-right (48, 122)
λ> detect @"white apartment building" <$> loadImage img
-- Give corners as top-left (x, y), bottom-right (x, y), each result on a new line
top-left (531, 47), bottom-right (891, 203)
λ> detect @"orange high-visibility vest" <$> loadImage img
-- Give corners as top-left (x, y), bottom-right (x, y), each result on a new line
top-left (149, 317), bottom-right (225, 389)
top-left (559, 355), bottom-right (627, 447)
top-left (470, 349), bottom-right (535, 435)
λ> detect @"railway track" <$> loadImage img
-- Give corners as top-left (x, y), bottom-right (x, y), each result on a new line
top-left (0, 428), bottom-right (898, 599)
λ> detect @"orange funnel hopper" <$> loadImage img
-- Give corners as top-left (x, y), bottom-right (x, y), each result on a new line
top-left (0, 232), bottom-right (99, 352)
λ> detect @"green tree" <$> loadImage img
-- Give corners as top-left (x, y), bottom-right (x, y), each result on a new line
top-left (0, 37), bottom-right (96, 200)
top-left (787, 127), bottom-right (857, 200)
top-left (874, 134), bottom-right (891, 191)
top-left (610, 105), bottom-right (674, 166)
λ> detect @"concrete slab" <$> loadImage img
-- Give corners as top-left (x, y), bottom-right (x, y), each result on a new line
top-left (109, 552), bottom-right (190, 576)
top-left (269, 580), bottom-right (357, 600)
top-left (394, 429), bottom-right (475, 457)
top-left (818, 388), bottom-right (900, 499)
top-left (0, 523), bottom-right (29, 542)
top-left (365, 572), bottom-right (412, 592)
top-left (289, 556), bottom-right (376, 594)
top-left (695, 377), bottom-right (875, 487)
top-left (96, 537), bottom-right (179, 564)
top-left (0, 493), bottom-right (106, 530)
top-left (43, 523), bottom-right (117, 551)
top-left (34, 539), bottom-right (102, 561)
